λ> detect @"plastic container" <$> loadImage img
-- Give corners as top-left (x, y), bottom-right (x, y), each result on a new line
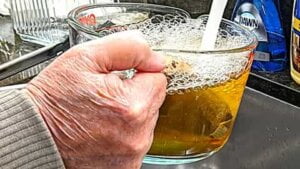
top-left (232, 0), bottom-right (287, 72)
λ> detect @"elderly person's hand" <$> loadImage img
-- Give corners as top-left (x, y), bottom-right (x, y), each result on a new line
top-left (24, 31), bottom-right (167, 169)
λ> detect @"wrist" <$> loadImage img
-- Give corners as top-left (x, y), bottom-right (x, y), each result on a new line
top-left (24, 85), bottom-right (46, 117)
top-left (64, 155), bottom-right (144, 169)
top-left (24, 85), bottom-right (66, 154)
top-left (12, 89), bottom-right (66, 168)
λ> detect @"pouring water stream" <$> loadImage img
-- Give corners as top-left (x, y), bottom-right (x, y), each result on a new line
top-left (200, 0), bottom-right (229, 50)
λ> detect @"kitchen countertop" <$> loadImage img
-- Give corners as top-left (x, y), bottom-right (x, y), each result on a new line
top-left (247, 70), bottom-right (300, 107)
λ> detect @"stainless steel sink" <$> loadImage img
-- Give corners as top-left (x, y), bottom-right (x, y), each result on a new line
top-left (143, 88), bottom-right (300, 169)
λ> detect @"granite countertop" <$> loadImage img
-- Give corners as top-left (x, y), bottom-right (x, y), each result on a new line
top-left (1, 0), bottom-right (300, 107)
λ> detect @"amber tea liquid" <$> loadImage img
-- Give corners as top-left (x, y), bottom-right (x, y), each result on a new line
top-left (148, 69), bottom-right (250, 156)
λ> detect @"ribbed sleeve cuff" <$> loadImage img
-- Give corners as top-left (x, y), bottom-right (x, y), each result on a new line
top-left (0, 90), bottom-right (65, 169)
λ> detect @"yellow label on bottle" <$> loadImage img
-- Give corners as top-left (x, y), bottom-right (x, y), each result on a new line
top-left (293, 17), bottom-right (300, 32)
top-left (291, 17), bottom-right (300, 84)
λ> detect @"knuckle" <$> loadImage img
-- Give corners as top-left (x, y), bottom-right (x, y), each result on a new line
top-left (123, 103), bottom-right (146, 121)
top-left (124, 138), bottom-right (149, 154)
top-left (130, 142), bottom-right (148, 154)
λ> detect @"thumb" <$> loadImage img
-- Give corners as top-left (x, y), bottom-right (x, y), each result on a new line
top-left (77, 30), bottom-right (165, 73)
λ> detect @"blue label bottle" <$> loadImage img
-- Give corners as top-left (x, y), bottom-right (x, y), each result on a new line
top-left (232, 0), bottom-right (287, 72)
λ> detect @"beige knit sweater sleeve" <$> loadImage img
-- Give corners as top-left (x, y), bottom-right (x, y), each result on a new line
top-left (0, 90), bottom-right (65, 169)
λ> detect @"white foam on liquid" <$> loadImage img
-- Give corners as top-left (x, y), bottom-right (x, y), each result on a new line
top-left (99, 15), bottom-right (252, 94)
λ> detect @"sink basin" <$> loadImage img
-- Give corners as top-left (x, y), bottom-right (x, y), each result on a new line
top-left (143, 88), bottom-right (300, 169)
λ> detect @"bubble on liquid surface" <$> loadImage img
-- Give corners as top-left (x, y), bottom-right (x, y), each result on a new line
top-left (97, 14), bottom-right (252, 93)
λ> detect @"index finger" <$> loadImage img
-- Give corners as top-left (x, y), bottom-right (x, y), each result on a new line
top-left (76, 30), bottom-right (165, 73)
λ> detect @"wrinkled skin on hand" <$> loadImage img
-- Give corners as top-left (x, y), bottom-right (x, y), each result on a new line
top-left (25, 31), bottom-right (167, 169)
